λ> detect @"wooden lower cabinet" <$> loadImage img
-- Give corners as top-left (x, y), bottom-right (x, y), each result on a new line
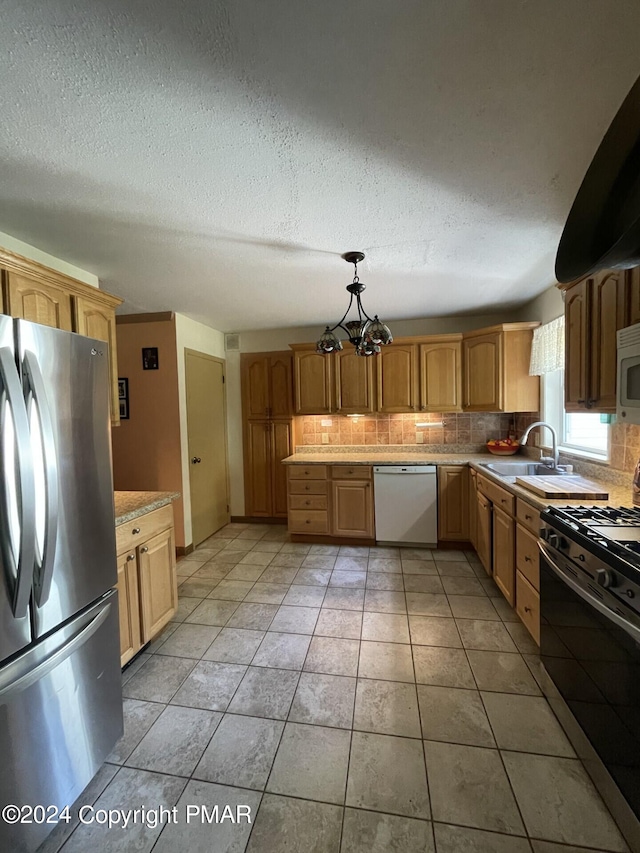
top-left (469, 468), bottom-right (478, 551)
top-left (438, 465), bottom-right (469, 541)
top-left (476, 490), bottom-right (492, 576)
top-left (138, 527), bottom-right (177, 642)
top-left (116, 551), bottom-right (142, 667)
top-left (492, 505), bottom-right (515, 605)
top-left (287, 465), bottom-right (374, 539)
top-left (116, 507), bottom-right (177, 667)
top-left (332, 480), bottom-right (374, 538)
top-left (516, 571), bottom-right (540, 644)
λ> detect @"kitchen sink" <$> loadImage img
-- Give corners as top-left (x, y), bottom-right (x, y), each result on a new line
top-left (480, 461), bottom-right (569, 477)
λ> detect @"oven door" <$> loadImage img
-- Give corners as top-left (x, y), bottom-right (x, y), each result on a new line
top-left (540, 540), bottom-right (640, 845)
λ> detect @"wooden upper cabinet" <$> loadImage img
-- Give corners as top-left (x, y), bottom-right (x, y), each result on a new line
top-left (563, 271), bottom-right (629, 413)
top-left (242, 354), bottom-right (270, 418)
top-left (270, 354), bottom-right (293, 418)
top-left (419, 338), bottom-right (462, 412)
top-left (463, 333), bottom-right (500, 411)
top-left (241, 352), bottom-right (293, 420)
top-left (463, 324), bottom-right (539, 413)
top-left (564, 280), bottom-right (589, 411)
top-left (1, 255), bottom-right (123, 427)
top-left (74, 295), bottom-right (120, 426)
top-left (4, 271), bottom-right (73, 331)
top-left (335, 350), bottom-right (375, 414)
top-left (293, 347), bottom-right (332, 414)
top-left (629, 268), bottom-right (640, 326)
top-left (590, 271), bottom-right (628, 411)
top-left (376, 344), bottom-right (418, 412)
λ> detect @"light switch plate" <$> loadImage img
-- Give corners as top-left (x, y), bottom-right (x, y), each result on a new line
top-left (416, 432), bottom-right (424, 444)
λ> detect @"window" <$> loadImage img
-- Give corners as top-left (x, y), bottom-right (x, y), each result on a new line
top-left (542, 370), bottom-right (609, 460)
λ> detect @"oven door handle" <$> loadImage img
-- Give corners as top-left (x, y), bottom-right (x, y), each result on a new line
top-left (538, 540), bottom-right (640, 644)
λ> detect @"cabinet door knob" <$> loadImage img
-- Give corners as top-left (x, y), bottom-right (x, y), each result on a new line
top-left (305, 485), bottom-right (310, 491)
top-left (191, 456), bottom-right (201, 464)
top-left (132, 527), bottom-right (141, 535)
top-left (126, 553), bottom-right (135, 561)
top-left (305, 519), bottom-right (310, 524)
top-left (524, 605), bottom-right (532, 613)
top-left (524, 556), bottom-right (532, 563)
top-left (140, 545), bottom-right (149, 553)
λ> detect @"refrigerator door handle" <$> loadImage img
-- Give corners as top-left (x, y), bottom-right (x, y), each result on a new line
top-left (0, 346), bottom-right (35, 619)
top-left (23, 350), bottom-right (59, 606)
top-left (0, 598), bottom-right (112, 701)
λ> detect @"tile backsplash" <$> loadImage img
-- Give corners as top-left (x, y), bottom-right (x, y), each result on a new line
top-left (296, 412), bottom-right (540, 447)
top-left (610, 422), bottom-right (640, 473)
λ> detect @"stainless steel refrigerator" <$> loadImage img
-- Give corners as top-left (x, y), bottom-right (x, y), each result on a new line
top-left (0, 317), bottom-right (123, 853)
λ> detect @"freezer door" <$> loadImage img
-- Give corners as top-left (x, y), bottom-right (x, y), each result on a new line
top-left (0, 591), bottom-right (123, 853)
top-left (16, 320), bottom-right (117, 637)
top-left (0, 315), bottom-right (34, 660)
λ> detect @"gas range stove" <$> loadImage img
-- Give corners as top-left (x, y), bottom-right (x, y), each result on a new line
top-left (540, 505), bottom-right (640, 618)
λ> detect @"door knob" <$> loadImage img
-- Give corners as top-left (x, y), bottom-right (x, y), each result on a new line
top-left (191, 456), bottom-right (201, 464)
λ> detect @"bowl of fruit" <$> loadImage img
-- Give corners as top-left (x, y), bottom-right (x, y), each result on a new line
top-left (486, 438), bottom-right (519, 456)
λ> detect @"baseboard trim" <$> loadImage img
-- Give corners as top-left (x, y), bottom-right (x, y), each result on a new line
top-left (230, 516), bottom-right (287, 525)
top-left (290, 534), bottom-right (376, 546)
top-left (176, 543), bottom-right (194, 557)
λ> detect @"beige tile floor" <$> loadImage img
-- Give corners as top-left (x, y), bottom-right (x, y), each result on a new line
top-left (42, 523), bottom-right (629, 853)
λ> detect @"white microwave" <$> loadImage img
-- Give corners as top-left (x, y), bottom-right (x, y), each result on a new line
top-left (618, 323), bottom-right (640, 424)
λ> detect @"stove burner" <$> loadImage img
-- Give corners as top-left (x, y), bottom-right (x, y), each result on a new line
top-left (544, 505), bottom-right (640, 566)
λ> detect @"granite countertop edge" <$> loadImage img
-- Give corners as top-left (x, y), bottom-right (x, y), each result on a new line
top-left (114, 491), bottom-right (181, 526)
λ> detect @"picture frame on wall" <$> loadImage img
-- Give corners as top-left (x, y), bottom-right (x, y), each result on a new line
top-left (118, 377), bottom-right (129, 419)
top-left (142, 347), bottom-right (159, 370)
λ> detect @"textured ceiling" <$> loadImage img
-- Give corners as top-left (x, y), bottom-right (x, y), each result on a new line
top-left (0, 1), bottom-right (639, 331)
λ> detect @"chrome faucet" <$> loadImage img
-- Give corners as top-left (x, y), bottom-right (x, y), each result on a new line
top-left (520, 421), bottom-right (559, 470)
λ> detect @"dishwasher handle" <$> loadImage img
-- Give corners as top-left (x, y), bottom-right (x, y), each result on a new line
top-left (373, 466), bottom-right (437, 474)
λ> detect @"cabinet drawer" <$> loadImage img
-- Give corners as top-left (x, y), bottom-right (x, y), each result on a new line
top-left (477, 474), bottom-right (515, 515)
top-left (289, 480), bottom-right (328, 495)
top-left (516, 570), bottom-right (540, 645)
top-left (331, 465), bottom-right (372, 480)
top-left (116, 504), bottom-right (174, 555)
top-left (288, 465), bottom-right (328, 480)
top-left (288, 510), bottom-right (329, 534)
top-left (516, 499), bottom-right (540, 536)
top-left (289, 494), bottom-right (328, 511)
top-left (516, 523), bottom-right (540, 590)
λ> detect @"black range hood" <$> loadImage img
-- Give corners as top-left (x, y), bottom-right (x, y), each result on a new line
top-left (556, 74), bottom-right (640, 283)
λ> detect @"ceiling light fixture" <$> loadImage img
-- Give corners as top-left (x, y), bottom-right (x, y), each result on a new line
top-left (316, 252), bottom-right (393, 357)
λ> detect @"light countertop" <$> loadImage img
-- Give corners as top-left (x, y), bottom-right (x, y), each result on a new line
top-left (114, 491), bottom-right (181, 526)
top-left (283, 451), bottom-right (491, 466)
top-left (283, 449), bottom-right (635, 510)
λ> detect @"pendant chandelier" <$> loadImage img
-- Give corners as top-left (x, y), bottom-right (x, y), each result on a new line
top-left (316, 252), bottom-right (393, 357)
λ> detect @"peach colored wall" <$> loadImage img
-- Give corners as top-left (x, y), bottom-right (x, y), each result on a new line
top-left (111, 318), bottom-right (186, 547)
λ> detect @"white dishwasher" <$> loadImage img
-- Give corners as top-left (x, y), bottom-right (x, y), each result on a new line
top-left (373, 465), bottom-right (438, 545)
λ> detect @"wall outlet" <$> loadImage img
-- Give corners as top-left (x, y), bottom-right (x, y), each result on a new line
top-left (322, 433), bottom-right (330, 444)
top-left (321, 419), bottom-right (332, 427)
top-left (416, 432), bottom-right (424, 444)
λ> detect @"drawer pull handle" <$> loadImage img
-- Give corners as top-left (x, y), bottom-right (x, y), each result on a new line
top-left (305, 520), bottom-right (310, 524)
top-left (305, 500), bottom-right (310, 505)
top-left (524, 556), bottom-right (532, 563)
top-left (126, 553), bottom-right (135, 562)
top-left (140, 546), bottom-right (149, 554)
top-left (305, 486), bottom-right (310, 491)
top-left (132, 527), bottom-right (141, 534)
top-left (501, 499), bottom-right (507, 504)
top-left (348, 469), bottom-right (353, 474)
top-left (524, 606), bottom-right (532, 613)
top-left (525, 514), bottom-right (532, 521)
top-left (304, 470), bottom-right (310, 475)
